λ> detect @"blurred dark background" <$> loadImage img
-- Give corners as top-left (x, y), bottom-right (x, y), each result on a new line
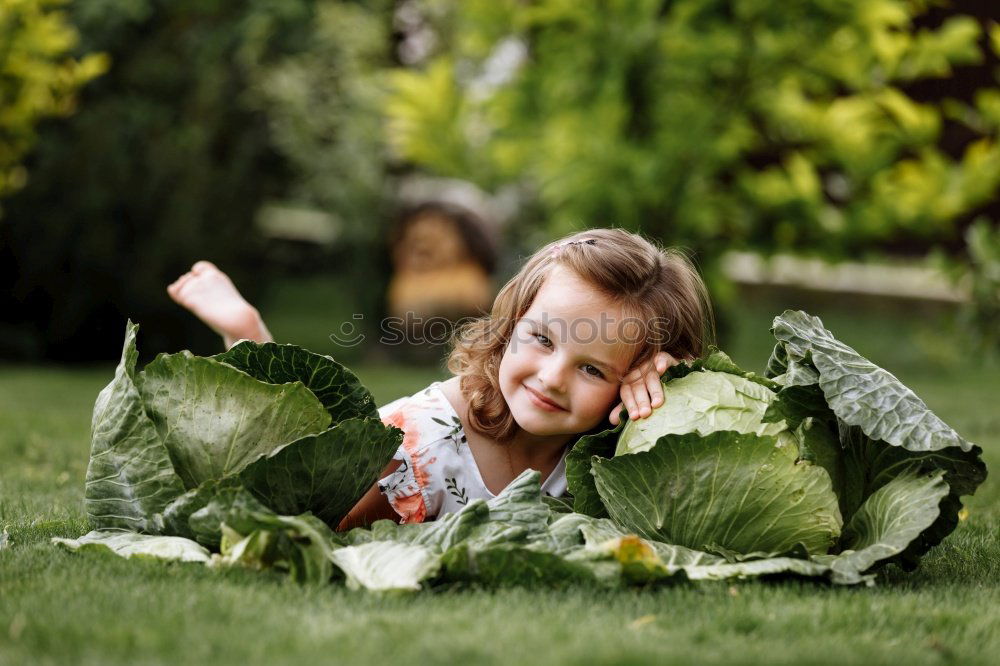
top-left (2, 0), bottom-right (997, 366)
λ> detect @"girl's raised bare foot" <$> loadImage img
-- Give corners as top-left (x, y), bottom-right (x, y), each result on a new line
top-left (167, 261), bottom-right (273, 349)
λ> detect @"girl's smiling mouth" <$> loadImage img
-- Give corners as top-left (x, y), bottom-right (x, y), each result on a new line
top-left (524, 384), bottom-right (567, 411)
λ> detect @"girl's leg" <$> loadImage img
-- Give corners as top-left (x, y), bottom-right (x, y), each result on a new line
top-left (167, 261), bottom-right (273, 349)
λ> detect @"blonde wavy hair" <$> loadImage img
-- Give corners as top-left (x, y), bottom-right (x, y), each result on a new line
top-left (446, 228), bottom-right (715, 443)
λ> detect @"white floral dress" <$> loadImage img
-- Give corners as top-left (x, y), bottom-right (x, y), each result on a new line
top-left (377, 381), bottom-right (570, 523)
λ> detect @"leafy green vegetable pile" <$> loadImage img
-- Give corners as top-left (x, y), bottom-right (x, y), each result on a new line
top-left (54, 321), bottom-right (402, 583)
top-left (54, 312), bottom-right (986, 591)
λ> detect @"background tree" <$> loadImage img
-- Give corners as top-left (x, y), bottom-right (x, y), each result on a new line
top-left (0, 0), bottom-right (107, 204)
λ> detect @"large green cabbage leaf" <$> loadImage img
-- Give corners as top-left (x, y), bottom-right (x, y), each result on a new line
top-left (770, 310), bottom-right (978, 453)
top-left (594, 431), bottom-right (842, 555)
top-left (331, 541), bottom-right (442, 592)
top-left (214, 341), bottom-right (377, 422)
top-left (237, 417), bottom-right (403, 527)
top-left (78, 322), bottom-right (403, 562)
top-left (84, 322), bottom-right (187, 533)
top-left (138, 351), bottom-right (332, 488)
top-left (766, 310), bottom-right (987, 568)
top-left (614, 368), bottom-right (795, 455)
top-left (823, 467), bottom-right (950, 579)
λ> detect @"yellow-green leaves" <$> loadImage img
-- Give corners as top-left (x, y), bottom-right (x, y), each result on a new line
top-left (386, 58), bottom-right (475, 179)
top-left (0, 0), bottom-right (108, 199)
top-left (381, 0), bottom-right (997, 260)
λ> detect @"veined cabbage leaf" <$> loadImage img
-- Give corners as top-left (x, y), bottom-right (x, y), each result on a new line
top-left (72, 321), bottom-right (402, 579)
top-left (568, 311), bottom-right (986, 581)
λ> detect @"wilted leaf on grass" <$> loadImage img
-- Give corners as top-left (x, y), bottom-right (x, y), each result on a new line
top-left (52, 530), bottom-right (210, 563)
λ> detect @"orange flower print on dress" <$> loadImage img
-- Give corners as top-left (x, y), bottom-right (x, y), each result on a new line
top-left (382, 406), bottom-right (431, 494)
top-left (380, 406), bottom-right (430, 524)
top-left (392, 492), bottom-right (427, 524)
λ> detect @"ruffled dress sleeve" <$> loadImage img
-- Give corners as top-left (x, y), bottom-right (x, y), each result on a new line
top-left (375, 388), bottom-right (448, 524)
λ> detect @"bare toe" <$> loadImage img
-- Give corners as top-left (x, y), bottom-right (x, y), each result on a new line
top-left (192, 260), bottom-right (218, 274)
top-left (167, 272), bottom-right (193, 298)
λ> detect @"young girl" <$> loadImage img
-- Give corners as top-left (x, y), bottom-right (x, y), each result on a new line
top-left (167, 228), bottom-right (713, 528)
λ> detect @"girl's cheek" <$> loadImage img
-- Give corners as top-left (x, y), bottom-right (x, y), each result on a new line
top-left (600, 384), bottom-right (622, 410)
top-left (582, 385), bottom-right (617, 413)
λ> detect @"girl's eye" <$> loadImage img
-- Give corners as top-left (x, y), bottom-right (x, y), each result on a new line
top-left (531, 333), bottom-right (604, 379)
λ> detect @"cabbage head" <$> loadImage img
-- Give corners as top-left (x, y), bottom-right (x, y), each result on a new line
top-left (566, 310), bottom-right (986, 583)
top-left (62, 321), bottom-right (403, 583)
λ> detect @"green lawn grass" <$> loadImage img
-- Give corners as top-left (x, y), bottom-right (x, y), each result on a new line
top-left (1, 282), bottom-right (996, 666)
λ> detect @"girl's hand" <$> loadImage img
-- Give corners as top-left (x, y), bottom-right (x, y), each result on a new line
top-left (608, 351), bottom-right (680, 426)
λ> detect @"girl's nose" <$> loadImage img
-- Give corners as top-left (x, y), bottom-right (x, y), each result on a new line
top-left (538, 357), bottom-right (569, 393)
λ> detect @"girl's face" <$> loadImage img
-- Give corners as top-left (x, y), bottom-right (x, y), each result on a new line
top-left (498, 266), bottom-right (639, 437)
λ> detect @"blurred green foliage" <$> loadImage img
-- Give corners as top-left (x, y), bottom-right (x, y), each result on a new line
top-left (247, 0), bottom-right (397, 345)
top-left (251, 1), bottom-right (392, 223)
top-left (933, 217), bottom-right (1000, 356)
top-left (0, 0), bottom-right (107, 202)
top-left (383, 0), bottom-right (1000, 277)
top-left (3, 0), bottom-right (997, 361)
top-left (960, 219), bottom-right (1000, 354)
top-left (0, 0), bottom-right (324, 360)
